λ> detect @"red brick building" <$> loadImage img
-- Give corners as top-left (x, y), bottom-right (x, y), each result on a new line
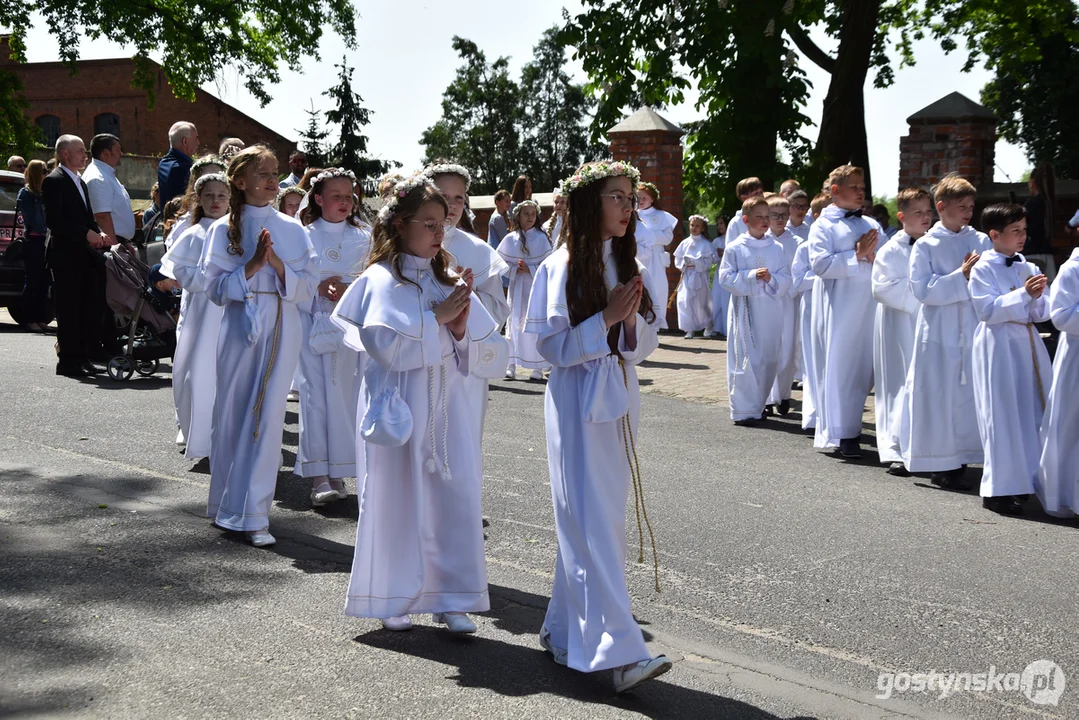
top-left (1, 35), bottom-right (295, 163)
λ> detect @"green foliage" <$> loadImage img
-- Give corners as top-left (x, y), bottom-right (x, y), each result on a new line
top-left (0, 70), bottom-right (43, 157)
top-left (1, 0), bottom-right (358, 152)
top-left (323, 56), bottom-right (396, 192)
top-left (296, 101), bottom-right (330, 168)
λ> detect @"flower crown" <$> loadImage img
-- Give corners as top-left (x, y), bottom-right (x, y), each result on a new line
top-left (376, 173), bottom-right (439, 225)
top-left (559, 161), bottom-right (641, 196)
top-left (689, 214), bottom-right (709, 227)
top-left (312, 167), bottom-right (357, 187)
top-left (423, 162), bottom-right (471, 191)
top-left (192, 154), bottom-right (225, 173)
top-left (512, 199), bottom-right (541, 219)
top-left (639, 181), bottom-right (661, 201)
top-left (194, 172), bottom-right (227, 195)
top-left (275, 185), bottom-right (306, 203)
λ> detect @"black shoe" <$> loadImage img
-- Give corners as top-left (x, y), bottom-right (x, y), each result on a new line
top-left (762, 405), bottom-right (775, 417)
top-left (838, 439), bottom-right (862, 458)
top-left (734, 418), bottom-right (758, 427)
top-left (983, 495), bottom-right (1025, 516)
top-left (777, 399), bottom-right (791, 416)
top-left (81, 361), bottom-right (104, 375)
top-left (930, 470), bottom-right (969, 491)
top-left (886, 462), bottom-right (910, 477)
top-left (56, 363), bottom-right (87, 378)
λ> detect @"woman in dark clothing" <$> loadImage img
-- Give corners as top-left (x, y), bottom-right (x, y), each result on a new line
top-left (1024, 161), bottom-right (1057, 280)
top-left (15, 159), bottom-right (50, 331)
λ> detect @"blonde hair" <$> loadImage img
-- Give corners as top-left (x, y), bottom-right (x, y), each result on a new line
top-left (741, 196), bottom-right (769, 216)
top-left (810, 192), bottom-right (832, 216)
top-left (225, 145), bottom-right (278, 257)
top-left (767, 195), bottom-right (790, 209)
top-left (24, 159), bottom-right (47, 195)
top-left (933, 174), bottom-right (977, 204)
top-left (896, 187), bottom-right (932, 212)
top-left (827, 165), bottom-right (864, 189)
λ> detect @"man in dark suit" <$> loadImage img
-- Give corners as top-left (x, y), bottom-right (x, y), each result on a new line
top-left (42, 134), bottom-right (117, 378)
top-left (157, 121), bottom-right (199, 207)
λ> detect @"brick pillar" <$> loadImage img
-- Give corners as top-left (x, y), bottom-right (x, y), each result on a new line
top-left (898, 92), bottom-right (997, 191)
top-left (608, 107), bottom-right (686, 330)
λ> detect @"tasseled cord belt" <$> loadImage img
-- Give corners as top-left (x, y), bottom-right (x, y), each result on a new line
top-left (251, 292), bottom-right (283, 440)
top-left (618, 356), bottom-right (661, 593)
top-left (426, 361), bottom-right (452, 481)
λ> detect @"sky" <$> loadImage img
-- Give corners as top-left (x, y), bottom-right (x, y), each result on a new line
top-left (15, 0), bottom-right (1030, 197)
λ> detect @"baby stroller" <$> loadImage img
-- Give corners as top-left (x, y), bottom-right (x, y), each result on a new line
top-left (103, 244), bottom-right (177, 381)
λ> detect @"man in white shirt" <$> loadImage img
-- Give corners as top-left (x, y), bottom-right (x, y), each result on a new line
top-left (278, 150), bottom-right (307, 188)
top-left (83, 134), bottom-right (136, 244)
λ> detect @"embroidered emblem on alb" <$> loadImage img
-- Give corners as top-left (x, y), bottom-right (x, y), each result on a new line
top-left (325, 247), bottom-right (342, 263)
top-left (753, 255), bottom-right (767, 269)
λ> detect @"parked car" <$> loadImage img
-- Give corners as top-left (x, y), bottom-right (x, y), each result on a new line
top-left (0, 169), bottom-right (54, 325)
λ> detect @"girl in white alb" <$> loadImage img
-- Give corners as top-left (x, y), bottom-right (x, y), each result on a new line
top-left (525, 161), bottom-right (672, 694)
top-left (635, 183), bottom-right (676, 328)
top-left (200, 146), bottom-right (319, 547)
top-left (160, 173), bottom-right (229, 459)
top-left (332, 175), bottom-right (507, 634)
top-left (498, 199), bottom-right (554, 379)
top-left (294, 169), bottom-right (373, 506)
top-left (673, 215), bottom-right (717, 337)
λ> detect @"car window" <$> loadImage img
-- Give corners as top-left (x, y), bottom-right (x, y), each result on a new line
top-left (0, 177), bottom-right (20, 213)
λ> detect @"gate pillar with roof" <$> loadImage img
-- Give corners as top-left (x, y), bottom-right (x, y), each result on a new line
top-left (608, 107), bottom-right (686, 330)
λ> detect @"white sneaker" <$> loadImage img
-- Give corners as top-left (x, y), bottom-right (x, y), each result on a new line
top-left (175, 428), bottom-right (185, 446)
top-left (432, 612), bottom-right (477, 634)
top-left (505, 365), bottom-right (516, 380)
top-left (247, 529), bottom-right (276, 547)
top-left (684, 331), bottom-right (694, 339)
top-left (287, 390), bottom-right (300, 402)
top-left (529, 369), bottom-right (544, 381)
top-left (311, 478), bottom-right (341, 506)
top-left (382, 615), bottom-right (412, 631)
top-left (613, 656), bottom-right (673, 693)
top-left (539, 625), bottom-right (568, 666)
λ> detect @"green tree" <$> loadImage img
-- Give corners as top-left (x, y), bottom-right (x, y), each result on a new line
top-left (977, 8), bottom-right (1079, 177)
top-left (296, 101), bottom-right (330, 168)
top-left (563, 0), bottom-right (1079, 210)
top-left (420, 37), bottom-right (523, 195)
top-left (323, 56), bottom-right (396, 192)
top-left (1, 0), bottom-right (357, 153)
top-left (519, 27), bottom-right (604, 193)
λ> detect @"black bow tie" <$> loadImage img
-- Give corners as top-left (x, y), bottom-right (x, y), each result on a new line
top-left (909, 236), bottom-right (917, 246)
top-left (1005, 255), bottom-right (1020, 267)
top-left (844, 209), bottom-right (863, 219)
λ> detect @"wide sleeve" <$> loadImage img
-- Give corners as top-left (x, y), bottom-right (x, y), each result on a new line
top-left (872, 246), bottom-right (918, 314)
top-left (718, 248), bottom-right (758, 297)
top-left (910, 242), bottom-right (970, 306)
top-left (358, 318), bottom-right (443, 372)
top-left (473, 272), bottom-right (510, 327)
top-left (673, 239), bottom-right (690, 270)
top-left (161, 227), bottom-right (208, 291)
top-left (201, 224), bottom-right (250, 307)
top-left (525, 259), bottom-right (611, 368)
top-left (809, 221), bottom-right (859, 279)
top-left (791, 244), bottom-right (814, 294)
top-left (766, 255), bottom-right (792, 297)
top-left (276, 228), bottom-right (320, 305)
top-left (1050, 262), bottom-right (1079, 334)
top-left (969, 263), bottom-right (1037, 324)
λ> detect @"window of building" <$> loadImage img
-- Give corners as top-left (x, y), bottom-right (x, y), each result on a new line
top-left (94, 113), bottom-right (121, 138)
top-left (35, 115), bottom-right (61, 148)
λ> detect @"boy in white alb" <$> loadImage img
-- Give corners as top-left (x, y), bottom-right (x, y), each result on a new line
top-left (786, 190), bottom-right (811, 243)
top-left (718, 196), bottom-right (791, 425)
top-left (901, 176), bottom-right (992, 488)
top-left (712, 177), bottom-right (764, 338)
top-left (764, 195), bottom-right (799, 416)
top-left (1038, 247), bottom-right (1079, 517)
top-left (807, 166), bottom-right (882, 458)
top-left (871, 188), bottom-right (932, 475)
top-left (970, 203), bottom-right (1051, 516)
top-left (673, 215), bottom-right (718, 337)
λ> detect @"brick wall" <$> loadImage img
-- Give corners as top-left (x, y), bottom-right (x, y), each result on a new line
top-left (2, 36), bottom-right (295, 168)
top-left (898, 119), bottom-right (996, 190)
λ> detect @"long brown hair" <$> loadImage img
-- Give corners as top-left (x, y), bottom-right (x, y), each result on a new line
top-left (179, 155), bottom-right (225, 217)
top-left (511, 174), bottom-right (531, 203)
top-left (300, 172), bottom-right (361, 228)
top-left (24, 159), bottom-right (47, 195)
top-left (225, 145), bottom-right (278, 256)
top-left (191, 177), bottom-right (228, 224)
top-left (563, 167), bottom-right (655, 350)
top-left (368, 183), bottom-right (456, 289)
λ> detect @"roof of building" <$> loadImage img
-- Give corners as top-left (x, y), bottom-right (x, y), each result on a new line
top-left (907, 92), bottom-right (997, 124)
top-left (608, 107), bottom-right (684, 135)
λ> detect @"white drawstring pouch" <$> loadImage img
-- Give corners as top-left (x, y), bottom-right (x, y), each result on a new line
top-left (309, 311), bottom-right (345, 355)
top-left (360, 373), bottom-right (413, 447)
top-left (580, 354), bottom-right (628, 423)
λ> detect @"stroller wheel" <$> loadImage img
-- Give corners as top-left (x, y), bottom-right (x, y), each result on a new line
top-left (135, 359), bottom-right (159, 376)
top-left (107, 356), bottom-right (135, 382)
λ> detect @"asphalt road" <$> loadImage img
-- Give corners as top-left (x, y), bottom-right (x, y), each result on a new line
top-left (2, 315), bottom-right (1078, 720)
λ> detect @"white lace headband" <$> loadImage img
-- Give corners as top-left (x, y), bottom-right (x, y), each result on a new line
top-left (376, 173), bottom-right (439, 226)
top-left (195, 173), bottom-right (227, 194)
top-left (689, 214), bottom-right (708, 226)
top-left (312, 167), bottom-right (357, 186)
top-left (559, 161), bottom-right (641, 196)
top-left (423, 163), bottom-right (471, 191)
top-left (512, 199), bottom-right (541, 218)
